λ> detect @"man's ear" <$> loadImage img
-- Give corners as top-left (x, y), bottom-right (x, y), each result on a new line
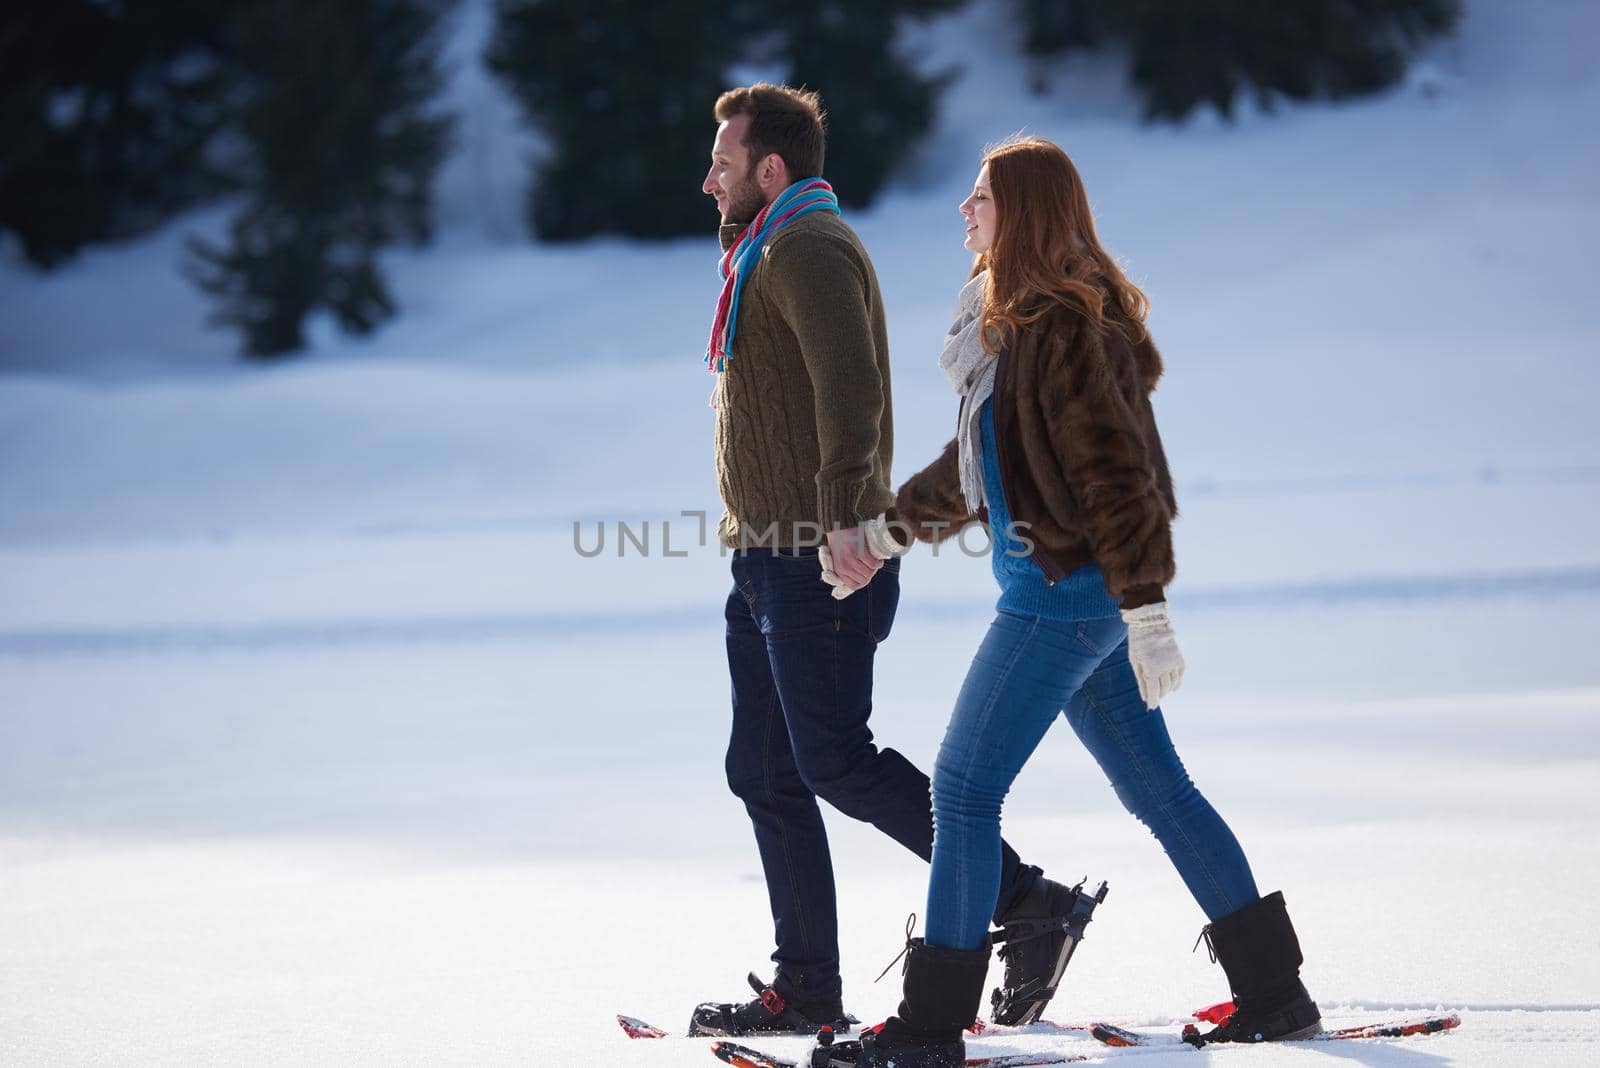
top-left (758, 153), bottom-right (787, 191)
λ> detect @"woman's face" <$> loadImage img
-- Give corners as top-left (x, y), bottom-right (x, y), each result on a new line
top-left (960, 163), bottom-right (996, 254)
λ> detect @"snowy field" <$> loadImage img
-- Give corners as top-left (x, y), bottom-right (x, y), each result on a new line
top-left (3, 1), bottom-right (1599, 1065)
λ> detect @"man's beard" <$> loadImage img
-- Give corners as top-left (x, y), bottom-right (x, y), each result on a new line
top-left (722, 174), bottom-right (767, 227)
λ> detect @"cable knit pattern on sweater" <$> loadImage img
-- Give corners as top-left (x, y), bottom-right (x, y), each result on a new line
top-left (712, 212), bottom-right (895, 548)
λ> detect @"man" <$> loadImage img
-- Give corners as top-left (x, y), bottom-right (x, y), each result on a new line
top-left (690, 83), bottom-right (1102, 1038)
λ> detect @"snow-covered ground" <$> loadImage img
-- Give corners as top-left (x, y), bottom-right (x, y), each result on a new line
top-left (2, 1), bottom-right (1598, 1064)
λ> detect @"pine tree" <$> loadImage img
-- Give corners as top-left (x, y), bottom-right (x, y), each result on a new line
top-left (486, 0), bottom-right (746, 241)
top-left (486, 0), bottom-right (962, 240)
top-left (1019, 0), bottom-right (1461, 121)
top-left (1, 0), bottom-right (236, 268)
top-left (759, 0), bottom-right (962, 210)
top-left (187, 0), bottom-right (453, 357)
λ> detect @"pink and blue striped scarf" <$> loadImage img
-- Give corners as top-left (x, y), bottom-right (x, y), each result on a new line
top-left (705, 178), bottom-right (839, 374)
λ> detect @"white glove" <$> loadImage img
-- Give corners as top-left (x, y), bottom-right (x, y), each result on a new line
top-left (1121, 602), bottom-right (1185, 709)
top-left (862, 514), bottom-right (909, 560)
top-left (819, 514), bottom-right (904, 600)
top-left (818, 544), bottom-right (855, 600)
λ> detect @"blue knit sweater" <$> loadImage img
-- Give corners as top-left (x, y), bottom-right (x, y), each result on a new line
top-left (979, 397), bottom-right (1121, 620)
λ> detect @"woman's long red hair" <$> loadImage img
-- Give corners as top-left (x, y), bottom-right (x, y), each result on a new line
top-left (974, 136), bottom-right (1149, 350)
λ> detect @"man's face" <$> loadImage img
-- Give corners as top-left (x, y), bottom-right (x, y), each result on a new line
top-left (703, 115), bottom-right (768, 227)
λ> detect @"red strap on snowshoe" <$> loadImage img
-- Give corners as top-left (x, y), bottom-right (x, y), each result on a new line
top-left (1193, 1000), bottom-right (1236, 1025)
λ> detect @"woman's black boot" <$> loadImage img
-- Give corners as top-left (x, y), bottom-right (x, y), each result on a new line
top-left (811, 937), bottom-right (990, 1068)
top-left (1192, 891), bottom-right (1322, 1045)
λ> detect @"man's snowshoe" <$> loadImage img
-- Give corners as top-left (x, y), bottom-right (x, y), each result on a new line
top-left (690, 972), bottom-right (852, 1038)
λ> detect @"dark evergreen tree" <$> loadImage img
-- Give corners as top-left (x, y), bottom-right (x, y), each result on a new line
top-left (759, 0), bottom-right (963, 211)
top-left (486, 0), bottom-right (961, 240)
top-left (1019, 0), bottom-right (1461, 121)
top-left (486, 0), bottom-right (748, 241)
top-left (1017, 0), bottom-right (1107, 57)
top-left (187, 0), bottom-right (454, 357)
top-left (1, 0), bottom-right (237, 268)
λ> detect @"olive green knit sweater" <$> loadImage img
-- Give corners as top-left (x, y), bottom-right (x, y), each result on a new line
top-left (712, 212), bottom-right (894, 548)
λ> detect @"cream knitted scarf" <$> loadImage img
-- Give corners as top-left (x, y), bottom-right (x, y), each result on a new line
top-left (938, 271), bottom-right (997, 512)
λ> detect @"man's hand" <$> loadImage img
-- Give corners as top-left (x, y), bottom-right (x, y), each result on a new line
top-left (824, 525), bottom-right (882, 592)
top-left (820, 516), bottom-right (906, 598)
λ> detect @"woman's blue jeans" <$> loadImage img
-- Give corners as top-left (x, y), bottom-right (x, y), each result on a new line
top-left (926, 610), bottom-right (1260, 951)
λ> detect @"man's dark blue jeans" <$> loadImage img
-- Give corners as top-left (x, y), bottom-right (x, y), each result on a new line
top-left (724, 545), bottom-right (1033, 1006)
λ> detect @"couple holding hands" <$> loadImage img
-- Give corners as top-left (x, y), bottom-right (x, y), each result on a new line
top-left (691, 83), bottom-right (1317, 1068)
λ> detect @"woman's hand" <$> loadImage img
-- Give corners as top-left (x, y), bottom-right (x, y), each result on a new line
top-left (1121, 602), bottom-right (1185, 708)
top-left (893, 437), bottom-right (977, 544)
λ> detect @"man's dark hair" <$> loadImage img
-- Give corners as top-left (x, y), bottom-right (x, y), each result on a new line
top-left (713, 83), bottom-right (826, 180)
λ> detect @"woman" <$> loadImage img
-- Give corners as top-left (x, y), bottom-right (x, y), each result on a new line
top-left (831, 137), bottom-right (1320, 1067)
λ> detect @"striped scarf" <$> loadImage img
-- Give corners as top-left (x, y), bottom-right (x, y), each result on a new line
top-left (705, 178), bottom-right (839, 373)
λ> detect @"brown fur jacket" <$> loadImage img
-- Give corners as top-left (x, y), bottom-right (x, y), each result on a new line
top-left (892, 303), bottom-right (1177, 610)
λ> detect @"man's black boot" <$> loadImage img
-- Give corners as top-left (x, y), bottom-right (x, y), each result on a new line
top-left (689, 972), bottom-right (848, 1037)
top-left (989, 876), bottom-right (1108, 1025)
top-left (1188, 891), bottom-right (1322, 1045)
